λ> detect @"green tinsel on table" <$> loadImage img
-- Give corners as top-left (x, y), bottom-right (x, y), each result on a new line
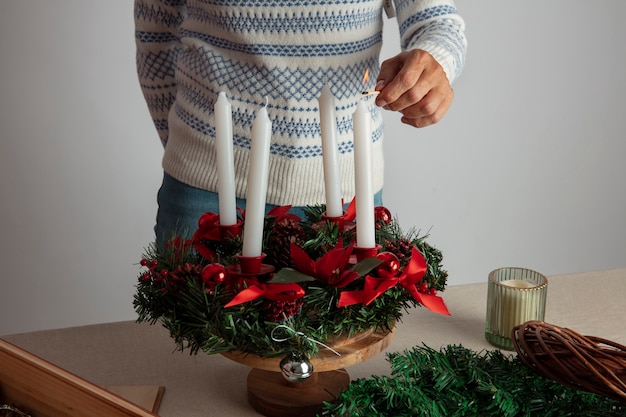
top-left (321, 345), bottom-right (626, 417)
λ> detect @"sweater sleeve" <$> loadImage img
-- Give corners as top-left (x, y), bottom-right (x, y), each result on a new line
top-left (395, 0), bottom-right (467, 84)
top-left (134, 0), bottom-right (187, 147)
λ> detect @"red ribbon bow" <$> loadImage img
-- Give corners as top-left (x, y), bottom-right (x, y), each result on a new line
top-left (224, 282), bottom-right (305, 308)
top-left (192, 212), bottom-right (243, 262)
top-left (338, 247), bottom-right (450, 316)
top-left (398, 247), bottom-right (450, 316)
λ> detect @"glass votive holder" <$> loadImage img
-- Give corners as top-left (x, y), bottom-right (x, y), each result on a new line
top-left (485, 267), bottom-right (548, 350)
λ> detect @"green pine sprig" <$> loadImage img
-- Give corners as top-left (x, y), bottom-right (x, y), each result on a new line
top-left (321, 345), bottom-right (626, 417)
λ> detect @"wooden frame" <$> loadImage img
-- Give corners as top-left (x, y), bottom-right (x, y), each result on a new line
top-left (0, 339), bottom-right (159, 417)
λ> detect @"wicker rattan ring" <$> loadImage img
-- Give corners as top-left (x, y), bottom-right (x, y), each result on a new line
top-left (512, 320), bottom-right (626, 402)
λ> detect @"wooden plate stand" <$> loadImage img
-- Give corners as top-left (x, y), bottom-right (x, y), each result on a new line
top-left (222, 327), bottom-right (395, 417)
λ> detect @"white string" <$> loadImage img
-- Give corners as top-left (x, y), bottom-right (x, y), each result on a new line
top-left (271, 324), bottom-right (341, 357)
top-left (0, 404), bottom-right (31, 417)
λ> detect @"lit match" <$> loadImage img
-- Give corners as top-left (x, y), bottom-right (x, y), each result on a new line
top-left (360, 69), bottom-right (380, 96)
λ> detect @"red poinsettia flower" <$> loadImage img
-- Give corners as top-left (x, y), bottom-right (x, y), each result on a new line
top-left (290, 242), bottom-right (358, 288)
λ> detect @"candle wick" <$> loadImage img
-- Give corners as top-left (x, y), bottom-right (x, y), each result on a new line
top-left (264, 96), bottom-right (269, 108)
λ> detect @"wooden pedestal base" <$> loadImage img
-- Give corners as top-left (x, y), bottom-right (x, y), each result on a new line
top-left (223, 328), bottom-right (395, 416)
top-left (247, 368), bottom-right (350, 417)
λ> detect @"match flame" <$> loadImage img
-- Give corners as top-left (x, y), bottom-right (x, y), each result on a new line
top-left (362, 68), bottom-right (370, 84)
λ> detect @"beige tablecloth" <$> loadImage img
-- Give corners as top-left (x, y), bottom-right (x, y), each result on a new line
top-left (3, 268), bottom-right (625, 416)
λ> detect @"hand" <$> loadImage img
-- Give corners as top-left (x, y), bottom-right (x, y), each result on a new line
top-left (375, 49), bottom-right (454, 128)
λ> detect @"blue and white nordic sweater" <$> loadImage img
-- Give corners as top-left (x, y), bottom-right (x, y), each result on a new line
top-left (135, 0), bottom-right (466, 207)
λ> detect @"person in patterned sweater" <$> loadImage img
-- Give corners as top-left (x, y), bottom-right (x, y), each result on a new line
top-left (134, 0), bottom-right (467, 247)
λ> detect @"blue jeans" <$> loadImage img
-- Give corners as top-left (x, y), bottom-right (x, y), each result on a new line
top-left (155, 172), bottom-right (383, 249)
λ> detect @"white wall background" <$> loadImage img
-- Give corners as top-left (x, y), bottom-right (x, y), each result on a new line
top-left (1, 1), bottom-right (624, 336)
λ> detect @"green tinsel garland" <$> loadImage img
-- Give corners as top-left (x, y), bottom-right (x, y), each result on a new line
top-left (321, 345), bottom-right (626, 417)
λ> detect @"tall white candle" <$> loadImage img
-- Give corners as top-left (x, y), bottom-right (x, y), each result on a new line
top-left (352, 99), bottom-right (375, 248)
top-left (242, 103), bottom-right (272, 257)
top-left (215, 92), bottom-right (237, 226)
top-left (318, 85), bottom-right (343, 217)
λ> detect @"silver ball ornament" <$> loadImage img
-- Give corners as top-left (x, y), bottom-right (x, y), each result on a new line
top-left (279, 352), bottom-right (314, 382)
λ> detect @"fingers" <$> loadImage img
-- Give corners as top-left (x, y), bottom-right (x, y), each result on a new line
top-left (375, 52), bottom-right (425, 110)
top-left (375, 49), bottom-right (454, 128)
top-left (400, 87), bottom-right (454, 128)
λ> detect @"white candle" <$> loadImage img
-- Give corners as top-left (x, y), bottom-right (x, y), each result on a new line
top-left (500, 279), bottom-right (536, 289)
top-left (318, 85), bottom-right (343, 217)
top-left (500, 279), bottom-right (536, 339)
top-left (215, 92), bottom-right (237, 225)
top-left (352, 99), bottom-right (375, 248)
top-left (242, 103), bottom-right (272, 257)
